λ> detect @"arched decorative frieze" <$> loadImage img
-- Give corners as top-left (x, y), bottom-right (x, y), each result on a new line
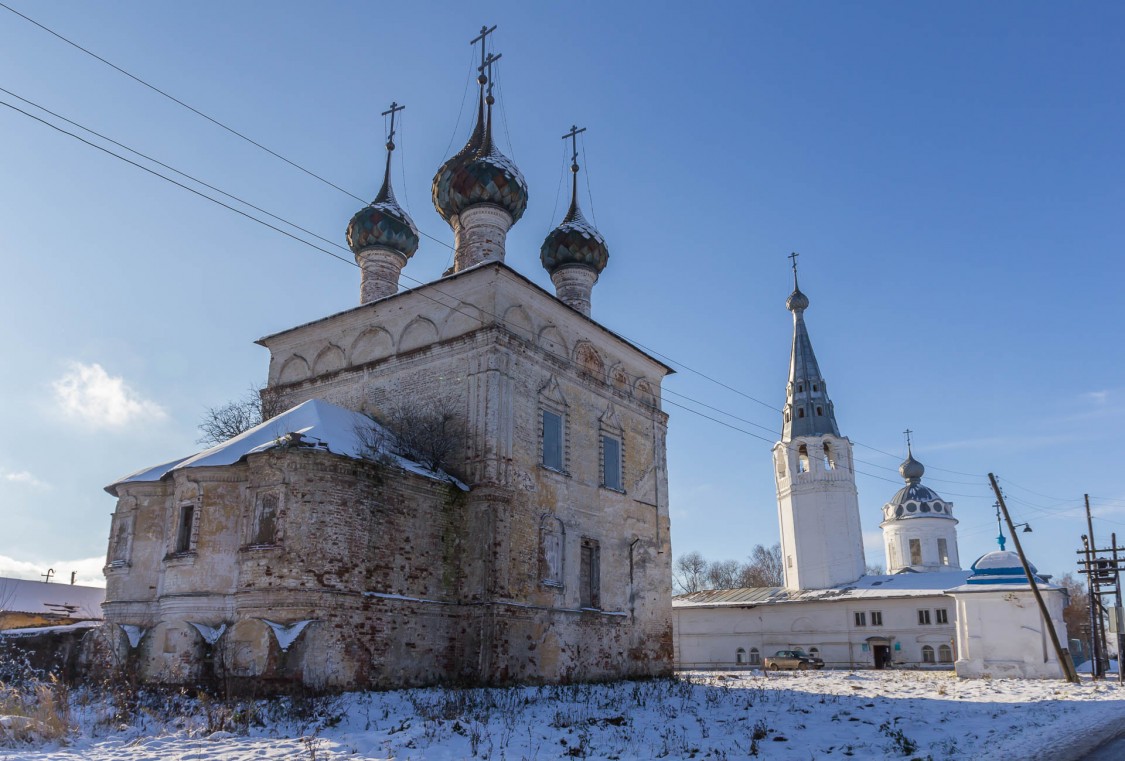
top-left (537, 325), bottom-right (568, 363)
top-left (398, 316), bottom-right (439, 354)
top-left (634, 379), bottom-right (657, 407)
top-left (608, 363), bottom-right (631, 393)
top-left (501, 304), bottom-right (535, 342)
top-left (311, 344), bottom-right (346, 376)
top-left (440, 302), bottom-right (485, 341)
top-left (277, 355), bottom-right (310, 385)
top-left (790, 616), bottom-right (815, 632)
top-left (348, 327), bottom-right (394, 366)
top-left (573, 342), bottom-right (605, 383)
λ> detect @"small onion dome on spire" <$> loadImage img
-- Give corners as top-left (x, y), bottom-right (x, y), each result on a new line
top-left (900, 449), bottom-right (925, 483)
top-left (347, 130), bottom-right (419, 258)
top-left (540, 155), bottom-right (608, 275)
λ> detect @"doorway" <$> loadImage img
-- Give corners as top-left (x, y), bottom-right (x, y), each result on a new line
top-left (873, 645), bottom-right (891, 670)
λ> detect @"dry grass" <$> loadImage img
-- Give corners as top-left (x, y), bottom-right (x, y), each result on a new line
top-left (0, 677), bottom-right (72, 746)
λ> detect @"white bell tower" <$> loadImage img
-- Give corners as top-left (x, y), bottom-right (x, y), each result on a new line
top-left (772, 256), bottom-right (866, 590)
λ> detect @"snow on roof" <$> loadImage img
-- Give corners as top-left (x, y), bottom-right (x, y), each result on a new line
top-left (0, 577), bottom-right (105, 619)
top-left (106, 399), bottom-right (467, 495)
top-left (672, 571), bottom-right (974, 608)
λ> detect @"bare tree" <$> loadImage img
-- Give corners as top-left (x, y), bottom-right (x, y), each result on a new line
top-left (197, 386), bottom-right (279, 446)
top-left (706, 559), bottom-right (741, 589)
top-left (1058, 572), bottom-right (1089, 652)
top-left (866, 563), bottom-right (885, 576)
top-left (673, 551), bottom-right (709, 594)
top-left (738, 544), bottom-right (784, 588)
top-left (380, 398), bottom-right (468, 473)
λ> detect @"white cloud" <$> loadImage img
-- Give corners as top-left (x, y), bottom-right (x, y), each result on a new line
top-left (1084, 390), bottom-right (1110, 405)
top-left (52, 362), bottom-right (167, 428)
top-left (0, 554), bottom-right (106, 587)
top-left (2, 470), bottom-right (49, 489)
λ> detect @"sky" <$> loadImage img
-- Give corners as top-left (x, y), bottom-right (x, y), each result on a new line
top-left (0, 1), bottom-right (1122, 587)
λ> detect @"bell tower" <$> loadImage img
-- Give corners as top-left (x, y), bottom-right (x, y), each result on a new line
top-left (772, 255), bottom-right (866, 590)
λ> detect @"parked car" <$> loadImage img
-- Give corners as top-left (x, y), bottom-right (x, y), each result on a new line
top-left (763, 649), bottom-right (825, 671)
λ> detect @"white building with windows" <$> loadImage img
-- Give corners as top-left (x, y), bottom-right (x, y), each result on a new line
top-left (673, 272), bottom-right (1066, 675)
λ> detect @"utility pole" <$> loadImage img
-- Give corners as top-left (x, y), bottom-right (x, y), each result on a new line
top-left (1113, 532), bottom-right (1124, 683)
top-left (988, 474), bottom-right (1080, 683)
top-left (1085, 494), bottom-right (1109, 677)
top-left (1083, 535), bottom-right (1103, 678)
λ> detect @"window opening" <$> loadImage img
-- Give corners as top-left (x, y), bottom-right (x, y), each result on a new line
top-left (816, 406), bottom-right (823, 416)
top-left (252, 493), bottom-right (278, 545)
top-left (939, 644), bottom-right (953, 663)
top-left (870, 611), bottom-right (883, 626)
top-left (749, 647), bottom-right (761, 665)
top-left (909, 538), bottom-right (922, 566)
top-left (922, 645), bottom-right (935, 664)
top-left (823, 442), bottom-right (835, 470)
top-left (736, 648), bottom-right (746, 665)
top-left (797, 444), bottom-right (810, 473)
top-left (580, 539), bottom-right (600, 609)
top-left (798, 408), bottom-right (805, 418)
top-left (602, 434), bottom-right (622, 491)
top-left (539, 516), bottom-right (565, 587)
top-left (918, 609), bottom-right (932, 625)
top-left (854, 611), bottom-right (866, 626)
top-left (938, 538), bottom-right (949, 565)
top-left (936, 608), bottom-right (949, 625)
top-left (175, 504), bottom-right (195, 554)
top-left (542, 410), bottom-right (563, 471)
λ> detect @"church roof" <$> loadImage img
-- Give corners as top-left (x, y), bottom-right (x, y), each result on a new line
top-left (672, 570), bottom-right (973, 608)
top-left (105, 399), bottom-right (467, 496)
top-left (0, 576), bottom-right (105, 618)
top-left (782, 274), bottom-right (841, 440)
top-left (882, 448), bottom-right (956, 522)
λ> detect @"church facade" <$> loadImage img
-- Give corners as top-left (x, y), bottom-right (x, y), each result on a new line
top-left (98, 37), bottom-right (673, 690)
top-left (673, 273), bottom-right (1068, 676)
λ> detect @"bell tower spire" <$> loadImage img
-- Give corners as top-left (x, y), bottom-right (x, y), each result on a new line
top-left (772, 256), bottom-right (865, 590)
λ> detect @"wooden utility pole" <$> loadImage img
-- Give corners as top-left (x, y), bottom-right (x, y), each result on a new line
top-left (988, 474), bottom-right (1080, 683)
top-left (1085, 494), bottom-right (1109, 677)
top-left (1083, 534), bottom-right (1103, 678)
top-left (1113, 533), bottom-right (1124, 683)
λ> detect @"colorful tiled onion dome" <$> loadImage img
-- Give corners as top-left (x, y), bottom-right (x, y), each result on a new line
top-left (347, 144), bottom-right (419, 258)
top-left (432, 91), bottom-right (528, 224)
top-left (540, 194), bottom-right (608, 274)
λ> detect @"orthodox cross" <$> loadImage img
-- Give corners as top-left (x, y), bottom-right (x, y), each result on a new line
top-left (471, 25), bottom-right (499, 93)
top-left (788, 251), bottom-right (800, 287)
top-left (903, 428), bottom-right (913, 450)
top-left (479, 51), bottom-right (502, 100)
top-left (381, 101), bottom-right (404, 148)
top-left (562, 124), bottom-right (586, 170)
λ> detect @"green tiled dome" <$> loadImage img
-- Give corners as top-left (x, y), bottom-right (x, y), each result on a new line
top-left (540, 203), bottom-right (608, 274)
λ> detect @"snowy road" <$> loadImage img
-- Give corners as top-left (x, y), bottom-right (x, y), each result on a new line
top-left (3, 670), bottom-right (1124, 760)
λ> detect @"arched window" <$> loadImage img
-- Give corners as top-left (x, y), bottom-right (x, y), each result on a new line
top-left (797, 384), bottom-right (803, 393)
top-left (736, 647), bottom-right (746, 665)
top-left (749, 648), bottom-right (761, 665)
top-left (797, 445), bottom-right (810, 473)
top-left (939, 644), bottom-right (953, 663)
top-left (809, 647), bottom-right (820, 659)
top-left (816, 406), bottom-right (823, 416)
top-left (823, 442), bottom-right (835, 470)
top-left (798, 408), bottom-right (806, 418)
top-left (922, 645), bottom-right (935, 664)
top-left (813, 384), bottom-right (818, 392)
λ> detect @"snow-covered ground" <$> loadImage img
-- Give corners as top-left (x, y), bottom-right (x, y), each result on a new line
top-left (3, 669), bottom-right (1124, 760)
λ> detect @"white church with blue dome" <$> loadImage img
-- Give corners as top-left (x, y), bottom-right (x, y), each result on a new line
top-left (673, 268), bottom-right (1069, 678)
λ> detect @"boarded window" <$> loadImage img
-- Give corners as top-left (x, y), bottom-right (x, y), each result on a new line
top-left (602, 435), bottom-right (622, 490)
top-left (252, 493), bottom-right (279, 545)
top-left (539, 516), bottom-right (564, 587)
top-left (909, 538), bottom-right (922, 565)
top-left (542, 410), bottom-right (563, 471)
top-left (580, 539), bottom-right (600, 609)
top-left (110, 516), bottom-right (132, 563)
top-left (175, 504), bottom-right (195, 554)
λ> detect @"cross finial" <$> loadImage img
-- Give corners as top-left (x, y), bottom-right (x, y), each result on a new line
top-left (471, 25), bottom-right (497, 79)
top-left (479, 51), bottom-right (502, 101)
top-left (381, 101), bottom-right (405, 150)
top-left (562, 124), bottom-right (586, 172)
top-left (904, 428), bottom-right (913, 451)
top-left (788, 252), bottom-right (800, 289)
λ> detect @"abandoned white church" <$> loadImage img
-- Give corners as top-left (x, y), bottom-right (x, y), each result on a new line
top-left (673, 270), bottom-right (1070, 679)
top-left (97, 35), bottom-right (673, 690)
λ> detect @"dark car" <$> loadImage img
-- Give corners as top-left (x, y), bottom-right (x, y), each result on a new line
top-left (763, 649), bottom-right (825, 671)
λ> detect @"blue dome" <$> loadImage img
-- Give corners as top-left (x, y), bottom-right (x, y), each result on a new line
top-left (966, 550), bottom-right (1038, 584)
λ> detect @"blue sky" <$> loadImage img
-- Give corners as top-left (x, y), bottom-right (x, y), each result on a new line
top-left (0, 1), bottom-right (1121, 585)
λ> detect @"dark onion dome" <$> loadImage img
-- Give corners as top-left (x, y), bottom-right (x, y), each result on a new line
top-left (900, 450), bottom-right (925, 482)
top-left (432, 91), bottom-right (528, 224)
top-left (346, 169), bottom-right (419, 258)
top-left (540, 198), bottom-right (608, 275)
top-left (786, 285), bottom-right (810, 312)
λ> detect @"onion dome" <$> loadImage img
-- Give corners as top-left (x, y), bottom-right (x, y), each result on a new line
top-left (541, 146), bottom-right (608, 274)
top-left (786, 285), bottom-right (810, 312)
top-left (432, 82), bottom-right (528, 225)
top-left (900, 450), bottom-right (925, 482)
top-left (347, 127), bottom-right (419, 258)
top-left (882, 446), bottom-right (955, 522)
